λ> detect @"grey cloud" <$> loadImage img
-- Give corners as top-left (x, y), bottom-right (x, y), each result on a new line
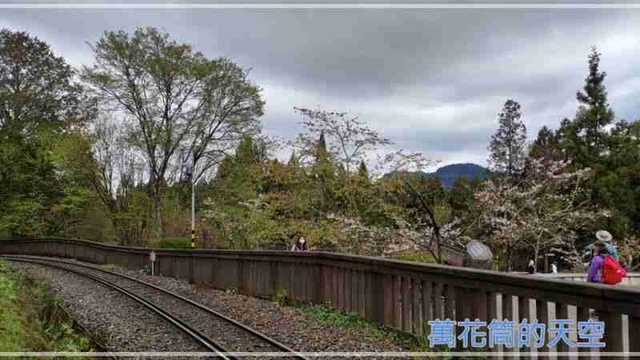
top-left (2, 8), bottom-right (640, 168)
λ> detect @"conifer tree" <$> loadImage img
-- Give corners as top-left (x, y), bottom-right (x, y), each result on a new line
top-left (530, 126), bottom-right (563, 163)
top-left (288, 151), bottom-right (299, 167)
top-left (310, 131), bottom-right (334, 211)
top-left (560, 46), bottom-right (614, 167)
top-left (488, 99), bottom-right (527, 178)
top-left (315, 131), bottom-right (329, 163)
top-left (312, 131), bottom-right (334, 179)
top-left (358, 160), bottom-right (369, 180)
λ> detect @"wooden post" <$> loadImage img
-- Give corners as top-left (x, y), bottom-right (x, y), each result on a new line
top-left (600, 311), bottom-right (624, 356)
top-left (383, 274), bottom-right (393, 326)
top-left (576, 306), bottom-right (591, 359)
top-left (412, 279), bottom-right (421, 335)
top-left (393, 275), bottom-right (402, 329)
top-left (422, 280), bottom-right (434, 333)
top-left (503, 294), bottom-right (513, 320)
top-left (555, 303), bottom-right (570, 360)
top-left (402, 277), bottom-right (411, 332)
top-left (535, 300), bottom-right (549, 356)
top-left (629, 316), bottom-right (640, 353)
top-left (434, 283), bottom-right (444, 319)
top-left (519, 296), bottom-right (531, 359)
top-left (445, 284), bottom-right (456, 320)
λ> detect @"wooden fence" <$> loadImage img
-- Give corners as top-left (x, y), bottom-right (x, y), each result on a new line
top-left (2, 238), bottom-right (640, 356)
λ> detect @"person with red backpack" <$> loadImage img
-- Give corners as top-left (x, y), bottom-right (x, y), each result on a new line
top-left (587, 240), bottom-right (626, 285)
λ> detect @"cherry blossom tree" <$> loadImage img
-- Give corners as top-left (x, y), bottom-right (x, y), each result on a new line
top-left (292, 107), bottom-right (392, 172)
top-left (473, 158), bottom-right (609, 270)
top-left (377, 151), bottom-right (468, 263)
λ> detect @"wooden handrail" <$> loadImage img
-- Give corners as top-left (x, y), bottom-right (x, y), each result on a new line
top-left (2, 237), bottom-right (638, 354)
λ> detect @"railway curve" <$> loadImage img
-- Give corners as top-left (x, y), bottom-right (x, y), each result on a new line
top-left (5, 255), bottom-right (307, 360)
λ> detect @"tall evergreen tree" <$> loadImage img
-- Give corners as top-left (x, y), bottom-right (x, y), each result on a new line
top-left (314, 131), bottom-right (329, 163)
top-left (530, 126), bottom-right (562, 162)
top-left (358, 160), bottom-right (369, 180)
top-left (310, 131), bottom-right (335, 212)
top-left (488, 99), bottom-right (527, 178)
top-left (312, 131), bottom-right (334, 179)
top-left (560, 46), bottom-right (614, 167)
top-left (211, 135), bottom-right (266, 204)
top-left (288, 151), bottom-right (299, 167)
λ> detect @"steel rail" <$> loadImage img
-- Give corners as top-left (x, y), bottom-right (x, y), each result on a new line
top-left (5, 255), bottom-right (308, 360)
top-left (6, 256), bottom-right (232, 359)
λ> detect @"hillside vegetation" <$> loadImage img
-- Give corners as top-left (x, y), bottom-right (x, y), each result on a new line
top-left (0, 28), bottom-right (638, 271)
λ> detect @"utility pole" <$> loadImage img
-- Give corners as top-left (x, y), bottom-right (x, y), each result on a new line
top-left (191, 158), bottom-right (196, 249)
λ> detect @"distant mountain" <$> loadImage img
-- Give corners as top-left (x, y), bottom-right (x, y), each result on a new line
top-left (427, 163), bottom-right (488, 188)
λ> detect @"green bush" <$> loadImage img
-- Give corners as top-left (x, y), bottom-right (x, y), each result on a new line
top-left (0, 260), bottom-right (94, 352)
top-left (269, 288), bottom-right (290, 306)
top-left (392, 250), bottom-right (437, 264)
top-left (158, 237), bottom-right (192, 249)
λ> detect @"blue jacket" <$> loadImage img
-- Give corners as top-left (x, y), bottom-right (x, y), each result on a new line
top-left (585, 243), bottom-right (618, 261)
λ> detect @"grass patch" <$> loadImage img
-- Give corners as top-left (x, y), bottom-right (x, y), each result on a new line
top-left (300, 304), bottom-right (419, 349)
top-left (0, 260), bottom-right (95, 353)
top-left (269, 288), bottom-right (290, 306)
top-left (392, 250), bottom-right (437, 264)
top-left (158, 237), bottom-right (192, 249)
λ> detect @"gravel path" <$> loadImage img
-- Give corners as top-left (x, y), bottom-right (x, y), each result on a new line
top-left (9, 257), bottom-right (409, 359)
top-left (9, 262), bottom-right (205, 354)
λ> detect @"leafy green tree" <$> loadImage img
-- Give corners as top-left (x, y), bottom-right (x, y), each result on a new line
top-left (488, 99), bottom-right (526, 178)
top-left (0, 29), bottom-right (94, 237)
top-left (449, 177), bottom-right (475, 215)
top-left (0, 29), bottom-right (94, 139)
top-left (211, 135), bottom-right (266, 204)
top-left (83, 27), bottom-right (264, 240)
top-left (380, 153), bottom-right (463, 263)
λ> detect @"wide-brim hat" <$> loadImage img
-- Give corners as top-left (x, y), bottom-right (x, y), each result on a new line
top-left (596, 230), bottom-right (613, 242)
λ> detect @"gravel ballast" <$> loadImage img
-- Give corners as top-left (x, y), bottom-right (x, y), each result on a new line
top-left (9, 262), bottom-right (205, 353)
top-left (106, 261), bottom-right (408, 354)
top-left (25, 259), bottom-right (293, 354)
top-left (8, 257), bottom-right (410, 358)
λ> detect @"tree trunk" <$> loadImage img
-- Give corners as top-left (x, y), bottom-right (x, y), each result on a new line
top-left (153, 193), bottom-right (163, 241)
top-left (506, 245), bottom-right (513, 272)
top-left (534, 242), bottom-right (540, 274)
top-left (149, 174), bottom-right (165, 242)
top-left (436, 237), bottom-right (442, 264)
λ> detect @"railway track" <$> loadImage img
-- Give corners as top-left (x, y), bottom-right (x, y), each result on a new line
top-left (5, 255), bottom-right (307, 360)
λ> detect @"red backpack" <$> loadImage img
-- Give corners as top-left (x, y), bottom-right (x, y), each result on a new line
top-left (601, 256), bottom-right (626, 285)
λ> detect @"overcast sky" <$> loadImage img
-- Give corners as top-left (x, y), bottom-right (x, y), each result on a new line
top-left (3, 5), bottom-right (640, 170)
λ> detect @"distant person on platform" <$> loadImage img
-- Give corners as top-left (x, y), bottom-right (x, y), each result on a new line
top-left (291, 237), bottom-right (308, 252)
top-left (527, 259), bottom-right (535, 274)
top-left (551, 261), bottom-right (558, 274)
